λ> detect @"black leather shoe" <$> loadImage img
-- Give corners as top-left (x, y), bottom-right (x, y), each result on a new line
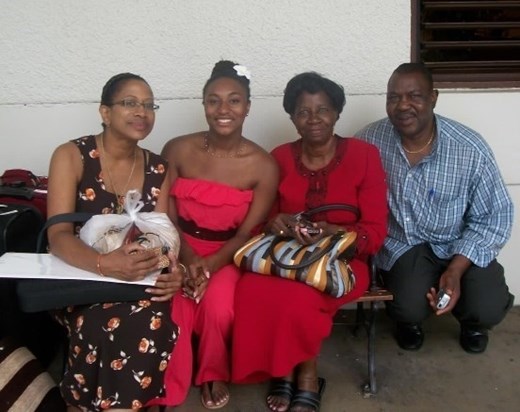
top-left (395, 322), bottom-right (424, 351)
top-left (460, 326), bottom-right (489, 354)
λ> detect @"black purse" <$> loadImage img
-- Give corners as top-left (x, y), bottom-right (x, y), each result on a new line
top-left (16, 213), bottom-right (151, 312)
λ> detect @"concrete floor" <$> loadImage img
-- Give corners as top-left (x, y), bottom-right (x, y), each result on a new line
top-left (45, 306), bottom-right (519, 411)
top-left (174, 306), bottom-right (520, 412)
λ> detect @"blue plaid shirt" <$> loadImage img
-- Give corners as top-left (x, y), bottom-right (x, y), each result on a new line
top-left (357, 114), bottom-right (513, 270)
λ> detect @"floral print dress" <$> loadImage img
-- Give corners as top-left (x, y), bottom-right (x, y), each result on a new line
top-left (54, 135), bottom-right (178, 411)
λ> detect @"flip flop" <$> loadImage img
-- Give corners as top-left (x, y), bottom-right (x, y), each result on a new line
top-left (266, 379), bottom-right (295, 411)
top-left (289, 377), bottom-right (326, 412)
top-left (200, 381), bottom-right (230, 410)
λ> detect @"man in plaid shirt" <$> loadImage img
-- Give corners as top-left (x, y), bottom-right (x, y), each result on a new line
top-left (357, 63), bottom-right (514, 354)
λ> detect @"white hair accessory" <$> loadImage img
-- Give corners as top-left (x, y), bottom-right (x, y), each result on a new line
top-left (233, 64), bottom-right (251, 80)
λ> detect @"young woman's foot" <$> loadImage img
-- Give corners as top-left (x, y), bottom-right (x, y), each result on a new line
top-left (200, 381), bottom-right (230, 409)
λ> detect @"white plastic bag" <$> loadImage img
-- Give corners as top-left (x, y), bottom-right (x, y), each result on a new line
top-left (79, 190), bottom-right (180, 275)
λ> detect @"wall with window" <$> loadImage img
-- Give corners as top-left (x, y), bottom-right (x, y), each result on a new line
top-left (1, 1), bottom-right (519, 301)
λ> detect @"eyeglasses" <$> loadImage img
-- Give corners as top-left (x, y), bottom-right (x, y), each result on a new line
top-left (111, 99), bottom-right (160, 112)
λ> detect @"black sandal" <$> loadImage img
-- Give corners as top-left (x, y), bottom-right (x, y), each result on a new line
top-left (266, 379), bottom-right (295, 412)
top-left (289, 377), bottom-right (326, 412)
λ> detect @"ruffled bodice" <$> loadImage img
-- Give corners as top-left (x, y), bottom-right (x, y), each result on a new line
top-left (171, 177), bottom-right (253, 231)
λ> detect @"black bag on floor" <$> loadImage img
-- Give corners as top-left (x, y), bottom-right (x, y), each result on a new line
top-left (0, 202), bottom-right (63, 368)
top-left (0, 203), bottom-right (44, 255)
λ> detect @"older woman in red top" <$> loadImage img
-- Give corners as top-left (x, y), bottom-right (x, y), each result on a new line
top-left (232, 72), bottom-right (388, 412)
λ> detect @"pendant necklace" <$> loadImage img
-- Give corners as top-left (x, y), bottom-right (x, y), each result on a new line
top-left (402, 127), bottom-right (435, 155)
top-left (99, 134), bottom-right (137, 214)
top-left (203, 132), bottom-right (245, 158)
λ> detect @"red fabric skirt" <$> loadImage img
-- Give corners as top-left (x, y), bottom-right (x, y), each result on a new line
top-left (231, 258), bottom-right (369, 383)
top-left (149, 178), bottom-right (252, 407)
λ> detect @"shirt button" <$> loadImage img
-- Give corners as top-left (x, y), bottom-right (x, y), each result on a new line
top-left (405, 218), bottom-right (410, 222)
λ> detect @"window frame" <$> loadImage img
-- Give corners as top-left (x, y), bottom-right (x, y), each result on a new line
top-left (412, 0), bottom-right (520, 88)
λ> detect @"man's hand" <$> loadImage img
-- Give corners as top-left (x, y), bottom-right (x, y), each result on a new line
top-left (427, 270), bottom-right (462, 315)
top-left (427, 255), bottom-right (470, 315)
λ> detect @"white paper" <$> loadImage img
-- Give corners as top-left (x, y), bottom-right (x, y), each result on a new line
top-left (0, 253), bottom-right (155, 286)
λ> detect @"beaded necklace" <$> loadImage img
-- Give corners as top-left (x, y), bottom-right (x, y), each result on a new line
top-left (203, 133), bottom-right (245, 158)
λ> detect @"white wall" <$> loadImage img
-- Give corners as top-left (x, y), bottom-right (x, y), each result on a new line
top-left (1, 1), bottom-right (519, 302)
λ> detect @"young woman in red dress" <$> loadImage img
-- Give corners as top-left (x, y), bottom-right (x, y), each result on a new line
top-left (151, 60), bottom-right (279, 410)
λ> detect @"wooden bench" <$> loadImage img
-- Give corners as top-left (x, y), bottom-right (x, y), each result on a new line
top-left (350, 257), bottom-right (393, 397)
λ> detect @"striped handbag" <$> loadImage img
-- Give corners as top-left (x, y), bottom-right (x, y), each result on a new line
top-left (233, 204), bottom-right (359, 298)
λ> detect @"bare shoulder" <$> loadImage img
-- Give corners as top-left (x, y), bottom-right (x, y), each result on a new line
top-left (48, 141), bottom-right (83, 187)
top-left (243, 139), bottom-right (275, 163)
top-left (51, 141), bottom-right (81, 165)
top-left (161, 132), bottom-right (204, 160)
top-left (243, 138), bottom-right (278, 178)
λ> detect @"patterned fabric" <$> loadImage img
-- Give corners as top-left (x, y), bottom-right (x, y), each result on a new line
top-left (0, 337), bottom-right (65, 411)
top-left (357, 114), bottom-right (514, 270)
top-left (74, 135), bottom-right (166, 215)
top-left (291, 136), bottom-right (344, 212)
top-left (54, 135), bottom-right (178, 411)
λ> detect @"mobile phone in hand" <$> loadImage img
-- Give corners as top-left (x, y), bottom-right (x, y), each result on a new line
top-left (436, 289), bottom-right (451, 310)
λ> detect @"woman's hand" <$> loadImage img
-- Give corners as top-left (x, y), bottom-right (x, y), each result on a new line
top-left (182, 256), bottom-right (211, 304)
top-left (293, 221), bottom-right (344, 245)
top-left (146, 251), bottom-right (185, 301)
top-left (99, 242), bottom-right (161, 281)
top-left (267, 213), bottom-right (296, 237)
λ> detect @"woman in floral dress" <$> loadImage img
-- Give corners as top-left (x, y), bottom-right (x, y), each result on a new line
top-left (46, 73), bottom-right (183, 411)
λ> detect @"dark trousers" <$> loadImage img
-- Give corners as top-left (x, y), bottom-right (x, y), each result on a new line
top-left (382, 244), bottom-right (514, 328)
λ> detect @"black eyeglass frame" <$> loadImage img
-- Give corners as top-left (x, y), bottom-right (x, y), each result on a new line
top-left (109, 99), bottom-right (160, 112)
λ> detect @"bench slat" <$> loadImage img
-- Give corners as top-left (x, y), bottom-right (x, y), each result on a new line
top-left (356, 289), bottom-right (393, 303)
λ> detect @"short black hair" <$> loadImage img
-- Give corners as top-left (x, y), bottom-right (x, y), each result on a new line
top-left (392, 63), bottom-right (434, 90)
top-left (100, 72), bottom-right (149, 106)
top-left (202, 60), bottom-right (251, 100)
top-left (283, 72), bottom-right (346, 117)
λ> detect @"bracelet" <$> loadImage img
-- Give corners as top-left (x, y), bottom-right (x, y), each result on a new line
top-left (178, 263), bottom-right (187, 275)
top-left (96, 253), bottom-right (105, 277)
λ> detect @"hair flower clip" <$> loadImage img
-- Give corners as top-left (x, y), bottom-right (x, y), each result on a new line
top-left (233, 65), bottom-right (251, 80)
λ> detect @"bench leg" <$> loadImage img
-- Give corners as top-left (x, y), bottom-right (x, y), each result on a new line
top-left (362, 300), bottom-right (378, 397)
top-left (350, 302), bottom-right (365, 337)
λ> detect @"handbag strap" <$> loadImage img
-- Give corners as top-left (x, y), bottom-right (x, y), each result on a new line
top-left (268, 231), bottom-right (347, 270)
top-left (36, 212), bottom-right (94, 253)
top-left (299, 203), bottom-right (360, 221)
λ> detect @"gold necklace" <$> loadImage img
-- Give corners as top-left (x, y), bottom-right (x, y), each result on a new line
top-left (203, 133), bottom-right (245, 158)
top-left (402, 128), bottom-right (435, 154)
top-left (99, 134), bottom-right (137, 214)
